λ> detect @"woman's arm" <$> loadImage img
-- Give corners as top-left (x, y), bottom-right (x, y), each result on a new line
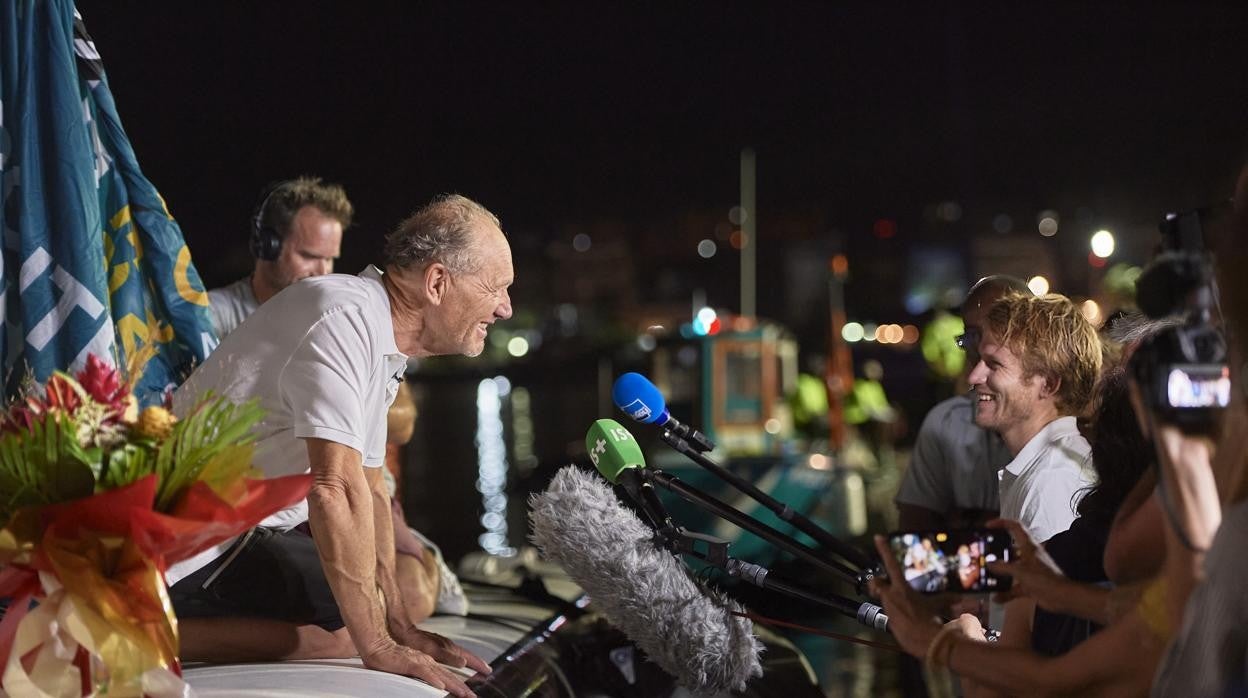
top-left (943, 609), bottom-right (1162, 696)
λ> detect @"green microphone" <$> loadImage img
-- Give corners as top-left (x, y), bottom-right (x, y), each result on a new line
top-left (585, 418), bottom-right (674, 533)
top-left (585, 418), bottom-right (646, 484)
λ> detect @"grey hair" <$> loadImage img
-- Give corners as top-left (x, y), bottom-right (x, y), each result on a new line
top-left (383, 194), bottom-right (501, 273)
top-left (1105, 310), bottom-right (1184, 346)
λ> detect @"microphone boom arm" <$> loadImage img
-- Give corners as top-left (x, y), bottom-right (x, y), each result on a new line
top-left (639, 466), bottom-right (861, 583)
top-left (671, 531), bottom-right (888, 632)
top-left (661, 430), bottom-right (874, 571)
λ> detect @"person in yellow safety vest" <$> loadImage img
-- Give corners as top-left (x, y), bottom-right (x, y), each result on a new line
top-left (844, 360), bottom-right (897, 426)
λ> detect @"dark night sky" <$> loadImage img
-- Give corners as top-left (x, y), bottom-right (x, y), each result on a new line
top-left (75, 2), bottom-right (1248, 294)
top-left (67, 1), bottom-right (1248, 563)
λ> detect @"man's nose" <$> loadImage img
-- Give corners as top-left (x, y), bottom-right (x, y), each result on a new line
top-left (496, 291), bottom-right (513, 320)
top-left (967, 359), bottom-right (988, 385)
top-left (318, 258), bottom-right (334, 276)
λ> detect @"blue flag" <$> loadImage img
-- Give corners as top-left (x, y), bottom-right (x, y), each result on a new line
top-left (0, 1), bottom-right (217, 405)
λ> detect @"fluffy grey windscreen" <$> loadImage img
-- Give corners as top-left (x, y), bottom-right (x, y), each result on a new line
top-left (529, 464), bottom-right (763, 695)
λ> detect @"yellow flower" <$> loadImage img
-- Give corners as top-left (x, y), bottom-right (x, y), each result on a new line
top-left (133, 406), bottom-right (177, 441)
top-left (121, 394), bottom-right (139, 424)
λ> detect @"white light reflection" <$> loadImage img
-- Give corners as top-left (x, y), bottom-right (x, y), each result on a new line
top-left (476, 377), bottom-right (515, 556)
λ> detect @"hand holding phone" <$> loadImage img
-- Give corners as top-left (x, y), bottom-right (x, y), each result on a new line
top-left (886, 528), bottom-right (1013, 594)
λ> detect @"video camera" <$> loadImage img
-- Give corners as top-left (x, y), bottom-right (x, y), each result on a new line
top-left (1130, 204), bottom-right (1231, 431)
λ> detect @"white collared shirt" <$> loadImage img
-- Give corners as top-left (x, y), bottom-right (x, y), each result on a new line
top-left (167, 265), bottom-right (408, 584)
top-left (998, 415), bottom-right (1096, 545)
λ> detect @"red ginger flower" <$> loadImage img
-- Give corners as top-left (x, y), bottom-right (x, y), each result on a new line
top-left (76, 354), bottom-right (131, 416)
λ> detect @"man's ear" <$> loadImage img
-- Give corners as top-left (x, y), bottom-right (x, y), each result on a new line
top-left (424, 262), bottom-right (450, 305)
top-left (1036, 372), bottom-right (1061, 401)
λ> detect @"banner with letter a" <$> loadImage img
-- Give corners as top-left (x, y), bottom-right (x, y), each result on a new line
top-left (0, 1), bottom-right (217, 405)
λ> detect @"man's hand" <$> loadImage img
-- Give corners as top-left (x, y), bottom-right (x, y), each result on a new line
top-left (985, 518), bottom-right (1066, 609)
top-left (361, 638), bottom-right (479, 698)
top-left (945, 612), bottom-right (987, 641)
top-left (390, 622), bottom-right (492, 676)
top-left (867, 535), bottom-right (943, 658)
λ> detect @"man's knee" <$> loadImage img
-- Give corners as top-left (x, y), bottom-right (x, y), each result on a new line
top-left (294, 625), bottom-right (356, 659)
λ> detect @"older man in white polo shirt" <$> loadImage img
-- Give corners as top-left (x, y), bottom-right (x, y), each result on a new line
top-left (167, 194), bottom-right (511, 698)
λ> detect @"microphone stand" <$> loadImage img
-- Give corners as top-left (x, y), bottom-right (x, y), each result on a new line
top-left (660, 430), bottom-right (875, 572)
top-left (637, 466), bottom-right (862, 583)
top-left (639, 486), bottom-right (1001, 642)
top-left (664, 526), bottom-right (888, 632)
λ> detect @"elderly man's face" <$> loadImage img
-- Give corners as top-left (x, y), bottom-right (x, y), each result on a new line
top-left (431, 222), bottom-right (514, 357)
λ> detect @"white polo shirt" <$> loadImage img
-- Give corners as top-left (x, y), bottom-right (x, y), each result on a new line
top-left (167, 265), bottom-right (408, 585)
top-left (998, 415), bottom-right (1096, 545)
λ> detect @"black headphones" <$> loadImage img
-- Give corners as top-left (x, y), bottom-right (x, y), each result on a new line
top-left (249, 181), bottom-right (288, 261)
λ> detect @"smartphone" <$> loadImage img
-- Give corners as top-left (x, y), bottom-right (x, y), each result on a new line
top-left (886, 529), bottom-right (1013, 594)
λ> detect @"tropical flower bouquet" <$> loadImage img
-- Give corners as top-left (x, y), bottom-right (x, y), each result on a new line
top-left (0, 355), bottom-right (310, 697)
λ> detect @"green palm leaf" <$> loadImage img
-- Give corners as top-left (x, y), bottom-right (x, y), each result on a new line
top-left (154, 395), bottom-right (264, 511)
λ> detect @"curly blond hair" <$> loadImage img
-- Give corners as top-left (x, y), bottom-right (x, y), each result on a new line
top-left (986, 292), bottom-right (1102, 415)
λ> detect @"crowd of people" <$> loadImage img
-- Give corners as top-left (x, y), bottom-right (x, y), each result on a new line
top-left (871, 167), bottom-right (1248, 696)
top-left (156, 157), bottom-right (1248, 698)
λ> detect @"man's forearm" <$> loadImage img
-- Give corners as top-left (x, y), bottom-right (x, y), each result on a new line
top-left (305, 439), bottom-right (390, 654)
top-left (365, 466), bottom-right (406, 627)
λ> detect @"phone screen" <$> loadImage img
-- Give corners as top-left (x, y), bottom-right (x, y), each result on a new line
top-left (1166, 364), bottom-right (1230, 409)
top-left (887, 529), bottom-right (1012, 594)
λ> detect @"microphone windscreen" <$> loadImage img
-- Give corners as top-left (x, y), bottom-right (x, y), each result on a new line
top-left (530, 465), bottom-right (763, 694)
top-left (612, 372), bottom-right (667, 424)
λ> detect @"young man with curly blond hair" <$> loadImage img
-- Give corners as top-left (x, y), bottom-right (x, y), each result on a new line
top-left (969, 291), bottom-right (1103, 544)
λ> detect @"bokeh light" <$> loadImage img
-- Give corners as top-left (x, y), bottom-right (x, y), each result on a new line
top-left (842, 322), bottom-right (865, 343)
top-left (1081, 299), bottom-right (1102, 325)
top-left (507, 336), bottom-right (529, 357)
top-left (1090, 229), bottom-right (1115, 258)
top-left (873, 219), bottom-right (897, 239)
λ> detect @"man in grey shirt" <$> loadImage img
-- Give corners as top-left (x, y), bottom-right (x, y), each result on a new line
top-left (208, 176), bottom-right (352, 337)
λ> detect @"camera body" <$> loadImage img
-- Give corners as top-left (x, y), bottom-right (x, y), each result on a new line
top-left (1131, 208), bottom-right (1230, 430)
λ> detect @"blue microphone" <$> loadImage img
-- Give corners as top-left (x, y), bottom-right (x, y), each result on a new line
top-left (612, 373), bottom-right (716, 453)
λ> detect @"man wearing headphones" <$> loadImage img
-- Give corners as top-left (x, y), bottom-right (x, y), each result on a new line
top-left (208, 176), bottom-right (352, 337)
